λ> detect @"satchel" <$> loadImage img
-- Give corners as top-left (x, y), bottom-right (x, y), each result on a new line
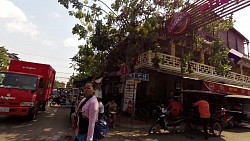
top-left (94, 118), bottom-right (109, 140)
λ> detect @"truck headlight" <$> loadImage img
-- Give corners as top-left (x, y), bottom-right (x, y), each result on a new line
top-left (20, 102), bottom-right (34, 107)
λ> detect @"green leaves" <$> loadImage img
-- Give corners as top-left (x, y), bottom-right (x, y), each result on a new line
top-left (58, 0), bottom-right (234, 81)
top-left (0, 47), bottom-right (10, 70)
top-left (72, 24), bottom-right (88, 40)
top-left (208, 39), bottom-right (232, 76)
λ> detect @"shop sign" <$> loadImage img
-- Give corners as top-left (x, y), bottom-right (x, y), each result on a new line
top-left (123, 80), bottom-right (137, 114)
top-left (167, 11), bottom-right (191, 36)
top-left (200, 0), bottom-right (230, 13)
top-left (127, 73), bottom-right (149, 81)
top-left (204, 81), bottom-right (250, 96)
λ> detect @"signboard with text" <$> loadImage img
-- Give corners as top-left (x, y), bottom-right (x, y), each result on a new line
top-left (123, 80), bottom-right (137, 114)
top-left (204, 81), bottom-right (250, 96)
top-left (167, 0), bottom-right (250, 35)
top-left (127, 73), bottom-right (149, 81)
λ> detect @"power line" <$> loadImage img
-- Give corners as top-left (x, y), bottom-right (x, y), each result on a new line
top-left (10, 51), bottom-right (72, 61)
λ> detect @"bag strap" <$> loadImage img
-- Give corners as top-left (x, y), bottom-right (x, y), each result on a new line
top-left (78, 95), bottom-right (94, 110)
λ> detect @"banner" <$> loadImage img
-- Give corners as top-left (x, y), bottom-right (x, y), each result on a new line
top-left (123, 80), bottom-right (137, 114)
top-left (204, 81), bottom-right (250, 96)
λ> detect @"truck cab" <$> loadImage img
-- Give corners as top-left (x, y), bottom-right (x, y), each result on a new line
top-left (0, 71), bottom-right (44, 119)
top-left (0, 60), bottom-right (55, 120)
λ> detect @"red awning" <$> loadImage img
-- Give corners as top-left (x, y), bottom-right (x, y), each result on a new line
top-left (203, 81), bottom-right (250, 96)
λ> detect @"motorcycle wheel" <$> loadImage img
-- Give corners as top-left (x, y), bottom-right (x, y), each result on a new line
top-left (148, 122), bottom-right (162, 134)
top-left (175, 122), bottom-right (186, 133)
top-left (211, 122), bottom-right (222, 137)
top-left (50, 102), bottom-right (56, 107)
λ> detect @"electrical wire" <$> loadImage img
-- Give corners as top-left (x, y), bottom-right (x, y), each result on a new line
top-left (10, 50), bottom-right (72, 61)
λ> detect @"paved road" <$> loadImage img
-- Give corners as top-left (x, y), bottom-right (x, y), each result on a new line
top-left (102, 125), bottom-right (250, 141)
top-left (0, 105), bottom-right (74, 141)
top-left (1, 105), bottom-right (250, 141)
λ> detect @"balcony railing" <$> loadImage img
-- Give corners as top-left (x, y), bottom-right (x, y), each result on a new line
top-left (135, 50), bottom-right (250, 85)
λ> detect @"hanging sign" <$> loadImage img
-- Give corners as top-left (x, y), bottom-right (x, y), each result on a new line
top-left (167, 11), bottom-right (191, 35)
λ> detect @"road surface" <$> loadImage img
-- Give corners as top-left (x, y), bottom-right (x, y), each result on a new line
top-left (1, 105), bottom-right (250, 141)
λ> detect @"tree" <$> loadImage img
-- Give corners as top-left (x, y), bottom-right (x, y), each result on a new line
top-left (0, 46), bottom-right (10, 70)
top-left (53, 80), bottom-right (65, 88)
top-left (58, 0), bottom-right (234, 78)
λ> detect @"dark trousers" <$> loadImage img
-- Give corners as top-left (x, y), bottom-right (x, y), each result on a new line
top-left (201, 118), bottom-right (209, 137)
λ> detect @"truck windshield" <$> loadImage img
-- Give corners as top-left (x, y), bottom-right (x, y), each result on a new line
top-left (0, 72), bottom-right (38, 90)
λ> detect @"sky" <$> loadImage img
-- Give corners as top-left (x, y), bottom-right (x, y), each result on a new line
top-left (0, 0), bottom-right (250, 83)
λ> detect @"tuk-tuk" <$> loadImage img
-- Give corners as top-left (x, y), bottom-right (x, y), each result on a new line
top-left (176, 90), bottom-right (227, 114)
top-left (225, 95), bottom-right (250, 126)
top-left (176, 90), bottom-right (228, 136)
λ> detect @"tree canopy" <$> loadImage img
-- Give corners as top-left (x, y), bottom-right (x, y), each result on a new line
top-left (58, 0), bottom-right (234, 80)
top-left (0, 46), bottom-right (10, 70)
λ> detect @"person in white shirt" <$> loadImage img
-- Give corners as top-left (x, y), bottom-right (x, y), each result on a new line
top-left (97, 97), bottom-right (105, 119)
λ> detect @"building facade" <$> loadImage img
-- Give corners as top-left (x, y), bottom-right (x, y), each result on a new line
top-left (134, 27), bottom-right (250, 105)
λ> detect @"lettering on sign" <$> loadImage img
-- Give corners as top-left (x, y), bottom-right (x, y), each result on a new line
top-left (22, 66), bottom-right (36, 70)
top-left (0, 96), bottom-right (16, 100)
top-left (209, 82), bottom-right (214, 90)
top-left (228, 87), bottom-right (237, 92)
top-left (168, 12), bottom-right (191, 35)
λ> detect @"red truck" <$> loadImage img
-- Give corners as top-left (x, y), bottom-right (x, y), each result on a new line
top-left (0, 60), bottom-right (56, 119)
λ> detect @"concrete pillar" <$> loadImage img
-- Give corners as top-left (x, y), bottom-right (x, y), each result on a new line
top-left (240, 65), bottom-right (243, 75)
top-left (170, 41), bottom-right (176, 56)
top-left (200, 48), bottom-right (205, 63)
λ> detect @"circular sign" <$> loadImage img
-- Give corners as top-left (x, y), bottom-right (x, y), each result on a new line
top-left (167, 11), bottom-right (191, 36)
top-left (120, 65), bottom-right (129, 76)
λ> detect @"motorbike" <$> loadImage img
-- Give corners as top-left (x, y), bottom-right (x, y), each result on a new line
top-left (148, 105), bottom-right (186, 134)
top-left (107, 111), bottom-right (117, 129)
top-left (221, 108), bottom-right (234, 128)
top-left (50, 96), bottom-right (66, 106)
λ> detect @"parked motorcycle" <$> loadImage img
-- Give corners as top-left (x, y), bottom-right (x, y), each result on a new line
top-left (221, 108), bottom-right (234, 128)
top-left (148, 106), bottom-right (185, 134)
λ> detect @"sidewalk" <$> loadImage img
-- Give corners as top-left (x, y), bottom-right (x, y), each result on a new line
top-left (116, 113), bottom-right (153, 129)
